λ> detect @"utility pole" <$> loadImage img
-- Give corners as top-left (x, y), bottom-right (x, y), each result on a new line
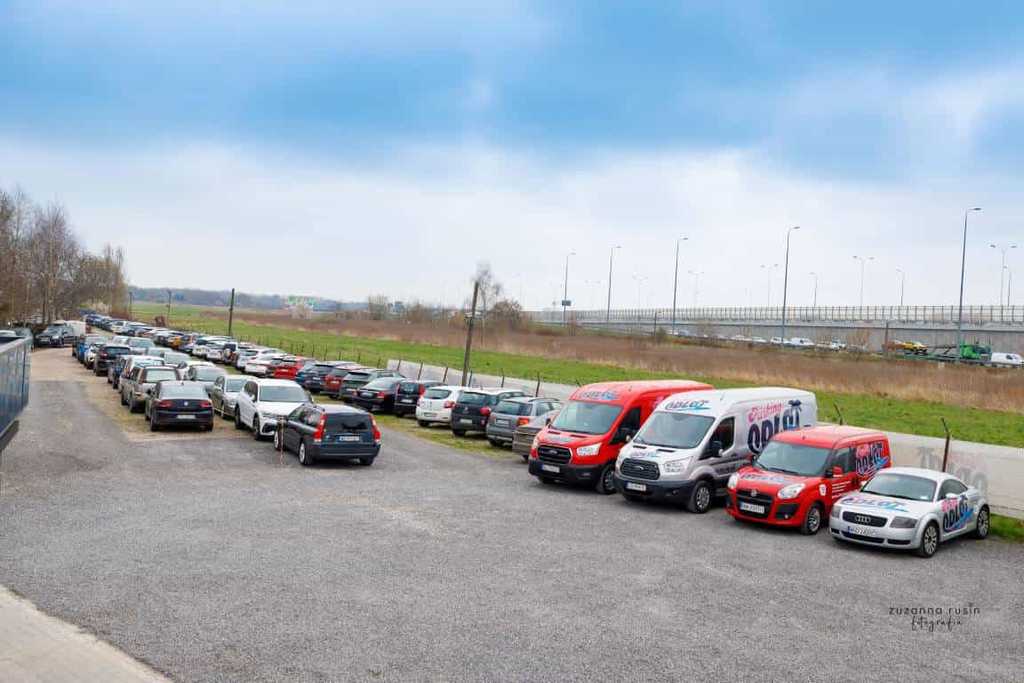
top-left (809, 272), bottom-right (818, 308)
top-left (166, 289), bottom-right (172, 324)
top-left (990, 243), bottom-right (1017, 309)
top-left (853, 255), bottom-right (874, 307)
top-left (605, 245), bottom-right (620, 324)
top-left (780, 225), bottom-right (800, 345)
top-left (461, 280), bottom-right (480, 384)
top-left (896, 268), bottom-right (905, 307)
top-left (956, 208), bottom-right (982, 362)
top-left (671, 236), bottom-right (688, 335)
top-left (227, 288), bottom-right (236, 337)
top-left (128, 291), bottom-right (134, 320)
top-left (562, 251), bottom-right (575, 325)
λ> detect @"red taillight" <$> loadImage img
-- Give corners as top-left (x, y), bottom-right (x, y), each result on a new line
top-left (377, 391), bottom-right (386, 398)
top-left (198, 400), bottom-right (211, 409)
top-left (517, 417), bottom-right (530, 426)
top-left (371, 416), bottom-right (381, 444)
top-left (157, 399), bottom-right (173, 408)
top-left (313, 413), bottom-right (326, 443)
top-left (443, 400), bottom-right (454, 409)
top-left (419, 385), bottom-right (427, 395)
top-left (480, 407), bottom-right (491, 417)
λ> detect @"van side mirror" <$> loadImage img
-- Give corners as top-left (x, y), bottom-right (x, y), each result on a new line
top-left (702, 440), bottom-right (723, 459)
top-left (612, 427), bottom-right (633, 445)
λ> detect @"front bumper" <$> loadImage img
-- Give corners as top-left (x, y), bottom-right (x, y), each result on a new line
top-left (528, 459), bottom-right (605, 484)
top-left (613, 474), bottom-right (697, 502)
top-left (828, 518), bottom-right (918, 548)
top-left (725, 491), bottom-right (805, 527)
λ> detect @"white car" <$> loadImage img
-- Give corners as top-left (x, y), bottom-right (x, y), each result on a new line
top-left (415, 385), bottom-right (468, 426)
top-left (245, 352), bottom-right (287, 377)
top-left (176, 359), bottom-right (215, 379)
top-left (829, 467), bottom-right (989, 558)
top-left (204, 342), bottom-right (227, 362)
top-left (787, 337), bottom-right (815, 348)
top-left (989, 352), bottom-right (1023, 368)
top-left (234, 378), bottom-right (311, 439)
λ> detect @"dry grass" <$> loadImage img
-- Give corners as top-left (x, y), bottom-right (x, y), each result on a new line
top-left (209, 309), bottom-right (1024, 414)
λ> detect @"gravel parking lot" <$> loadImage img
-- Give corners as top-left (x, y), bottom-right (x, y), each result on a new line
top-left (2, 349), bottom-right (1023, 682)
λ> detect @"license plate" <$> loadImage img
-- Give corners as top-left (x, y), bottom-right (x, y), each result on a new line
top-left (400, 398), bottom-right (414, 403)
top-left (339, 435), bottom-right (360, 442)
top-left (496, 419), bottom-right (509, 426)
top-left (176, 414), bottom-right (196, 420)
top-left (459, 418), bottom-right (473, 424)
top-left (422, 412), bottom-right (435, 418)
top-left (625, 482), bottom-right (647, 492)
top-left (541, 464), bottom-right (560, 473)
top-left (739, 502), bottom-right (765, 514)
top-left (846, 524), bottom-right (877, 537)
top-left (360, 392), bottom-right (372, 397)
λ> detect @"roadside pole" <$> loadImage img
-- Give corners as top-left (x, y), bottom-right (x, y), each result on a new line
top-left (461, 281), bottom-right (480, 385)
top-left (227, 288), bottom-right (236, 337)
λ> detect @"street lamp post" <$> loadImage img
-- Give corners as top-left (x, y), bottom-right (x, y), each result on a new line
top-left (895, 268), bottom-right (905, 307)
top-left (809, 272), bottom-right (819, 308)
top-left (562, 251), bottom-right (576, 325)
top-left (760, 263), bottom-right (778, 306)
top-left (632, 274), bottom-right (648, 309)
top-left (989, 243), bottom-right (1017, 308)
top-left (606, 245), bottom-right (621, 324)
top-left (852, 255), bottom-right (874, 308)
top-left (780, 226), bottom-right (800, 345)
top-left (1008, 268), bottom-right (1014, 307)
top-left (956, 207), bottom-right (983, 362)
top-left (671, 236), bottom-right (688, 335)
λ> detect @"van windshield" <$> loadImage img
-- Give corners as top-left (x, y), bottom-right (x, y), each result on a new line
top-left (753, 441), bottom-right (831, 477)
top-left (550, 401), bottom-right (622, 435)
top-left (633, 412), bottom-right (714, 449)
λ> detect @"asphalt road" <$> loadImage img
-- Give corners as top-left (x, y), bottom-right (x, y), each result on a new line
top-left (2, 349), bottom-right (1023, 682)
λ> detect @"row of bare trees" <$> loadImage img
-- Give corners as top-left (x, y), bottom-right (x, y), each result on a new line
top-left (0, 187), bottom-right (129, 324)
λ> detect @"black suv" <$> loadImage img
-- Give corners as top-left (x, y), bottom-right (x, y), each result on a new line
top-left (450, 389), bottom-right (526, 437)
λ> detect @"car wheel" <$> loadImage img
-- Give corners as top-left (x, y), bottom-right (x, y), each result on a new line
top-left (234, 409), bottom-right (244, 430)
top-left (120, 392), bottom-right (127, 406)
top-left (452, 430), bottom-right (466, 437)
top-left (594, 463), bottom-right (616, 495)
top-left (150, 417), bottom-right (159, 432)
top-left (487, 438), bottom-right (501, 447)
top-left (520, 453), bottom-right (528, 462)
top-left (973, 506), bottom-right (990, 539)
top-left (417, 420), bottom-right (430, 428)
top-left (686, 480), bottom-right (713, 513)
top-left (298, 440), bottom-right (313, 466)
top-left (917, 522), bottom-right (940, 558)
top-left (252, 417), bottom-right (262, 440)
top-left (800, 503), bottom-right (823, 535)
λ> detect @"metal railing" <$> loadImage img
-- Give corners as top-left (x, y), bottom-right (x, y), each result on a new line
top-left (528, 305), bottom-right (1024, 326)
top-left (0, 337), bottom-right (31, 455)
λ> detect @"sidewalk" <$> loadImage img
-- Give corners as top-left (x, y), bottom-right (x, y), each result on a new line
top-left (0, 585), bottom-right (167, 682)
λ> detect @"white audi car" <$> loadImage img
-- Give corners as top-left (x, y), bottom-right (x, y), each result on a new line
top-left (829, 467), bottom-right (989, 558)
top-left (234, 378), bottom-right (311, 439)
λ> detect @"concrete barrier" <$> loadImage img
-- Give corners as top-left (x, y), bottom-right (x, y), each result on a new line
top-left (384, 359), bottom-right (1024, 520)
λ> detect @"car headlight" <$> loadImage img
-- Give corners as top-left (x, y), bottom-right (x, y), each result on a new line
top-left (830, 504), bottom-right (841, 519)
top-left (576, 443), bottom-right (601, 457)
top-left (777, 483), bottom-right (805, 500)
top-left (727, 473), bottom-right (739, 490)
top-left (890, 516), bottom-right (917, 529)
top-left (661, 458), bottom-right (692, 474)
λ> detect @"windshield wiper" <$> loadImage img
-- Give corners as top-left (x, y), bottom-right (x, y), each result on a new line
top-left (765, 467), bottom-right (801, 475)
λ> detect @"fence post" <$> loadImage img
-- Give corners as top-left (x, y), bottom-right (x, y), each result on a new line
top-left (940, 418), bottom-right (951, 473)
top-left (442, 366), bottom-right (449, 383)
top-left (500, 371), bottom-right (505, 387)
top-left (397, 359), bottom-right (402, 373)
top-left (535, 373), bottom-right (541, 397)
top-left (417, 362), bottom-right (423, 380)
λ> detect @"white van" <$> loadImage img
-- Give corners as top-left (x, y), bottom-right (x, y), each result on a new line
top-left (54, 319), bottom-right (87, 337)
top-left (612, 387), bottom-right (817, 513)
top-left (988, 352), bottom-right (1023, 368)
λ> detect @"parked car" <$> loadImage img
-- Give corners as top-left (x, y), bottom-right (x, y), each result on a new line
top-left (34, 321), bottom-right (78, 347)
top-left (528, 380), bottom-right (712, 495)
top-left (121, 365), bottom-right (180, 412)
top-left (786, 337), bottom-right (815, 348)
top-left (485, 396), bottom-right (562, 448)
top-left (94, 344), bottom-right (132, 376)
top-left (161, 351), bottom-right (191, 369)
top-left (414, 385), bottom-right (467, 426)
top-left (209, 374), bottom-right (253, 419)
top-left (322, 362), bottom-right (368, 398)
top-left (127, 337), bottom-right (156, 354)
top-left (184, 364), bottom-right (227, 393)
top-left (338, 369), bottom-right (403, 402)
top-left (75, 334), bottom-right (106, 362)
top-left (270, 357), bottom-right (312, 380)
top-left (294, 361), bottom-right (343, 393)
top-left (450, 388), bottom-right (527, 437)
top-left (244, 352), bottom-right (287, 377)
top-left (829, 467), bottom-right (989, 557)
top-left (988, 352), bottom-right (1023, 368)
top-left (613, 388), bottom-right (817, 512)
top-left (234, 378), bottom-right (311, 440)
top-left (353, 377), bottom-right (405, 413)
top-left (512, 410), bottom-right (559, 461)
top-left (144, 380), bottom-right (214, 432)
top-left (727, 426), bottom-right (889, 534)
top-left (274, 403), bottom-right (381, 467)
top-left (115, 354), bottom-right (165, 390)
top-left (393, 380), bottom-right (441, 417)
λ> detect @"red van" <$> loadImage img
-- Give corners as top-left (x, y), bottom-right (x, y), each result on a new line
top-left (726, 425), bottom-right (891, 534)
top-left (528, 380), bottom-right (712, 494)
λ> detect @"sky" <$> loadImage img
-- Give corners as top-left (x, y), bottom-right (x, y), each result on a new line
top-left (2, 1), bottom-right (1023, 310)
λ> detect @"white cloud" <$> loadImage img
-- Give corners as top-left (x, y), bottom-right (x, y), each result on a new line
top-left (1, 137), bottom-right (1019, 310)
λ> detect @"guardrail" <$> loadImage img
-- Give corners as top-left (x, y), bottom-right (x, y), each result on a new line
top-left (528, 305), bottom-right (1024, 326)
top-left (0, 337), bottom-right (31, 456)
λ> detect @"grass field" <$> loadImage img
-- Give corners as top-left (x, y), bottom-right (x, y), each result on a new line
top-left (136, 302), bottom-right (1024, 447)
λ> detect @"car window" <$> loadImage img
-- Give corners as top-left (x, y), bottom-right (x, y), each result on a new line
top-left (144, 369), bottom-right (178, 383)
top-left (288, 406), bottom-right (305, 421)
top-left (833, 447), bottom-right (856, 474)
top-left (709, 417), bottom-right (735, 452)
top-left (938, 479), bottom-right (967, 498)
top-left (304, 409), bottom-right (321, 427)
top-left (424, 388), bottom-right (451, 400)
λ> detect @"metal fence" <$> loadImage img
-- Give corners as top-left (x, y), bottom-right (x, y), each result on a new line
top-left (529, 305), bottom-right (1024, 326)
top-left (0, 337), bottom-right (31, 455)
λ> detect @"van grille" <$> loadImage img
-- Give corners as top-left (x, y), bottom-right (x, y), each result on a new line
top-left (537, 445), bottom-right (571, 465)
top-left (620, 458), bottom-right (660, 481)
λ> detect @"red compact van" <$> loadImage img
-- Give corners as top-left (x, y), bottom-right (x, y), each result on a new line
top-left (726, 425), bottom-right (891, 534)
top-left (528, 380), bottom-right (712, 494)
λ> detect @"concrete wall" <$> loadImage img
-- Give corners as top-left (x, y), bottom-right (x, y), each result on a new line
top-left (385, 359), bottom-right (1024, 519)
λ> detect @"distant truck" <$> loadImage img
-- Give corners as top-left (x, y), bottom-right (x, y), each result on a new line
top-left (0, 334), bottom-right (31, 459)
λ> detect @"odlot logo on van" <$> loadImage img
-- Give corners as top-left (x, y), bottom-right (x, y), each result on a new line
top-left (745, 402), bottom-right (804, 455)
top-left (941, 495), bottom-right (974, 533)
top-left (664, 399), bottom-right (710, 412)
top-left (576, 389), bottom-right (620, 402)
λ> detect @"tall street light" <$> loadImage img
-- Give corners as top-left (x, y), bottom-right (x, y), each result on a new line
top-left (1008, 267), bottom-right (1014, 306)
top-left (562, 251), bottom-right (576, 325)
top-left (671, 236), bottom-right (688, 336)
top-left (688, 270), bottom-right (704, 306)
top-left (896, 268), bottom-right (906, 307)
top-left (956, 207), bottom-right (983, 362)
top-left (989, 243), bottom-right (1016, 307)
top-left (780, 226), bottom-right (800, 345)
top-left (760, 263), bottom-right (779, 306)
top-left (605, 245), bottom-right (621, 324)
top-left (852, 255), bottom-right (874, 307)
top-left (809, 272), bottom-right (819, 308)
top-left (632, 274), bottom-right (648, 308)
